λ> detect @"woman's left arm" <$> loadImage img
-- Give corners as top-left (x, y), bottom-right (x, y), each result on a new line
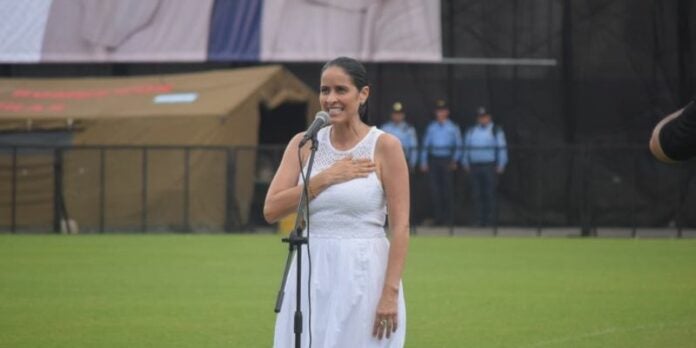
top-left (373, 133), bottom-right (410, 339)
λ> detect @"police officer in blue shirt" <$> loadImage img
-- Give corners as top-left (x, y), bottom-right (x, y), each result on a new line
top-left (420, 99), bottom-right (462, 226)
top-left (461, 107), bottom-right (508, 226)
top-left (380, 102), bottom-right (418, 169)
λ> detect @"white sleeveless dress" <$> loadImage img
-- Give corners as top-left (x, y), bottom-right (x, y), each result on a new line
top-left (273, 126), bottom-right (406, 348)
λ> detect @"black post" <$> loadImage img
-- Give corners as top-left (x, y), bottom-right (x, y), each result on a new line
top-left (11, 147), bottom-right (17, 233)
top-left (224, 148), bottom-right (239, 232)
top-left (99, 148), bottom-right (105, 233)
top-left (588, 146), bottom-right (596, 237)
top-left (561, 0), bottom-right (575, 225)
top-left (676, 163), bottom-right (684, 238)
top-left (630, 149), bottom-right (637, 238)
top-left (580, 144), bottom-right (593, 237)
top-left (52, 148), bottom-right (68, 234)
top-left (53, 149), bottom-right (60, 233)
top-left (409, 145), bottom-right (417, 236)
top-left (536, 149), bottom-right (543, 236)
top-left (449, 163), bottom-right (455, 236)
top-left (141, 148), bottom-right (148, 233)
top-left (183, 148), bottom-right (190, 232)
top-left (493, 147), bottom-right (499, 237)
top-left (492, 185), bottom-right (498, 237)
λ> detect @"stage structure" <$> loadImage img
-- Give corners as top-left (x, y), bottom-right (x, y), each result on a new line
top-left (0, 66), bottom-right (319, 232)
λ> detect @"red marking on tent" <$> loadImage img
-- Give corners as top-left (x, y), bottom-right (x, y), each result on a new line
top-left (0, 102), bottom-right (67, 113)
top-left (10, 84), bottom-right (173, 100)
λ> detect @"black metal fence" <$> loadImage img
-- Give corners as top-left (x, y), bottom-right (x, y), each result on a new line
top-left (0, 144), bottom-right (693, 236)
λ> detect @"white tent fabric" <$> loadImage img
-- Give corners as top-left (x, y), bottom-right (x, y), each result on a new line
top-left (259, 0), bottom-right (442, 62)
top-left (0, 0), bottom-right (52, 63)
top-left (0, 0), bottom-right (441, 63)
top-left (41, 0), bottom-right (213, 62)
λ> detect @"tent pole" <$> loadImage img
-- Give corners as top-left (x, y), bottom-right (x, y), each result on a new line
top-left (183, 147), bottom-right (191, 232)
top-left (141, 148), bottom-right (148, 233)
top-left (99, 148), bottom-right (106, 233)
top-left (11, 147), bottom-right (17, 233)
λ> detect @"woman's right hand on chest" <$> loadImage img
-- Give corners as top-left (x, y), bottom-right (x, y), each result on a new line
top-left (320, 156), bottom-right (376, 186)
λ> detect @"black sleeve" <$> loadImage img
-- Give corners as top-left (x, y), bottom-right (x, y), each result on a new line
top-left (659, 100), bottom-right (696, 161)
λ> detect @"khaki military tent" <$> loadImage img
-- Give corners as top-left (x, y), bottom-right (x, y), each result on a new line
top-left (0, 66), bottom-right (319, 232)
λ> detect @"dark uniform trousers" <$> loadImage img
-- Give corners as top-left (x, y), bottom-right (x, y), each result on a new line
top-left (428, 156), bottom-right (454, 225)
top-left (470, 162), bottom-right (497, 226)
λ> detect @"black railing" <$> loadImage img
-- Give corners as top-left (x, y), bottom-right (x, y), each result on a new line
top-left (0, 144), bottom-right (693, 236)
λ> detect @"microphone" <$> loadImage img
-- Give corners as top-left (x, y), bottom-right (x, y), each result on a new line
top-left (298, 111), bottom-right (330, 147)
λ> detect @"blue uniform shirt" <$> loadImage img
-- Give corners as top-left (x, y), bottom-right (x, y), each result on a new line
top-left (419, 119), bottom-right (462, 164)
top-left (380, 121), bottom-right (418, 167)
top-left (461, 123), bottom-right (508, 169)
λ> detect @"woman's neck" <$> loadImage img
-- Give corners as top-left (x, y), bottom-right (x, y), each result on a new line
top-left (330, 119), bottom-right (370, 150)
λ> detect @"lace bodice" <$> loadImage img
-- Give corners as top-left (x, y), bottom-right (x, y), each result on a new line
top-left (302, 126), bottom-right (387, 238)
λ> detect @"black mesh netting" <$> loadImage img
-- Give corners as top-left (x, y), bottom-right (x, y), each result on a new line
top-left (1, 0), bottom-right (694, 230)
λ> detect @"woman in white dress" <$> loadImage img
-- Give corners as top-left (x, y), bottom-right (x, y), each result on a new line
top-left (264, 57), bottom-right (409, 348)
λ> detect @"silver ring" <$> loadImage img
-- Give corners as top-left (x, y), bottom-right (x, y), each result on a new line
top-left (380, 319), bottom-right (388, 327)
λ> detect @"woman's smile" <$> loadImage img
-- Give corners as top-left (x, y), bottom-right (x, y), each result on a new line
top-left (327, 105), bottom-right (344, 117)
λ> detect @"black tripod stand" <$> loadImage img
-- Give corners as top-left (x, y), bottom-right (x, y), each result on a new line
top-left (274, 136), bottom-right (319, 348)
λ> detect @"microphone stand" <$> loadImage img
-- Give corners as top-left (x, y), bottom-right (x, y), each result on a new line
top-left (274, 135), bottom-right (319, 348)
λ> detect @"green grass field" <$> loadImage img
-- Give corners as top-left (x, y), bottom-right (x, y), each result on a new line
top-left (1, 234), bottom-right (695, 348)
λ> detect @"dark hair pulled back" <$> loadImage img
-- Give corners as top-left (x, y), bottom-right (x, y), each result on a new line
top-left (322, 57), bottom-right (370, 124)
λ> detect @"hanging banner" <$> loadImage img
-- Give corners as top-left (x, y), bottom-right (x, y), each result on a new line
top-left (0, 0), bottom-right (53, 63)
top-left (0, 0), bottom-right (441, 63)
top-left (257, 0), bottom-right (441, 62)
top-left (41, 0), bottom-right (214, 62)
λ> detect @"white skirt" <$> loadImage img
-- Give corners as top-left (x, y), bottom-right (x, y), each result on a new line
top-left (273, 232), bottom-right (406, 348)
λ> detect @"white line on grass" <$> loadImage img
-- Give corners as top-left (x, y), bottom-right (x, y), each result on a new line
top-left (519, 321), bottom-right (696, 348)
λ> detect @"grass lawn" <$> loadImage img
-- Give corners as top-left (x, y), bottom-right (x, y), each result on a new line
top-left (1, 234), bottom-right (695, 347)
